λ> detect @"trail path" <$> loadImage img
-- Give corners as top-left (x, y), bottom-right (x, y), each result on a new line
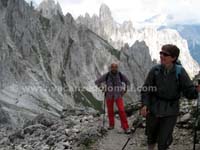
top-left (90, 117), bottom-right (199, 150)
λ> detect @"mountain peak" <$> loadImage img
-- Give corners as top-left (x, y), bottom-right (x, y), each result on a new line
top-left (37, 0), bottom-right (63, 18)
top-left (100, 3), bottom-right (110, 12)
top-left (99, 3), bottom-right (112, 21)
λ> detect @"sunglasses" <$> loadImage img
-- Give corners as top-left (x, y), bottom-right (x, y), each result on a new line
top-left (159, 51), bottom-right (171, 57)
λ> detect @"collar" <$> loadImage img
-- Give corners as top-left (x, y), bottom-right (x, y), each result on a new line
top-left (161, 64), bottom-right (176, 74)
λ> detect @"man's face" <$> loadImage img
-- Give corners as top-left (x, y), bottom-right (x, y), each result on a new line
top-left (111, 64), bottom-right (118, 74)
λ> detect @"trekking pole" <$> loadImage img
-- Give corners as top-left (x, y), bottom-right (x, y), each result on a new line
top-left (193, 79), bottom-right (200, 150)
top-left (103, 93), bottom-right (106, 128)
top-left (121, 116), bottom-right (143, 150)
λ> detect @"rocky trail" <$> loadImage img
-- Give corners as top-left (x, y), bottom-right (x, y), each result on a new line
top-left (0, 98), bottom-right (199, 150)
top-left (0, 108), bottom-right (200, 150)
top-left (91, 115), bottom-right (199, 150)
top-left (91, 117), bottom-right (147, 150)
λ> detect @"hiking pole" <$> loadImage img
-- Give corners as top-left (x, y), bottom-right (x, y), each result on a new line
top-left (103, 93), bottom-right (106, 128)
top-left (193, 79), bottom-right (200, 150)
top-left (121, 116), bottom-right (143, 150)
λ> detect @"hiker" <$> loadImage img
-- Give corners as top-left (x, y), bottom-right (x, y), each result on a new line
top-left (95, 63), bottom-right (131, 134)
top-left (140, 44), bottom-right (200, 150)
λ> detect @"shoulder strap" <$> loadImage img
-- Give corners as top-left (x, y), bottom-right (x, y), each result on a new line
top-left (154, 64), bottom-right (162, 76)
top-left (152, 64), bottom-right (161, 85)
top-left (175, 64), bottom-right (182, 80)
top-left (105, 72), bottom-right (110, 82)
top-left (118, 72), bottom-right (123, 82)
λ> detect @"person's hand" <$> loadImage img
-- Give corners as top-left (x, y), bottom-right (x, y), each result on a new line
top-left (121, 90), bottom-right (127, 96)
top-left (140, 106), bottom-right (149, 117)
top-left (197, 85), bottom-right (200, 92)
top-left (98, 85), bottom-right (106, 93)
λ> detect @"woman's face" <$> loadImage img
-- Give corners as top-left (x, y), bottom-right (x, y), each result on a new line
top-left (160, 50), bottom-right (176, 65)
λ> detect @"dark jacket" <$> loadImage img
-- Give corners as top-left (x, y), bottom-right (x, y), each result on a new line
top-left (95, 71), bottom-right (130, 100)
top-left (141, 64), bottom-right (198, 117)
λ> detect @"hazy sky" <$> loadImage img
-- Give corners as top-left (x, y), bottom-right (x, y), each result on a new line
top-left (26, 0), bottom-right (200, 25)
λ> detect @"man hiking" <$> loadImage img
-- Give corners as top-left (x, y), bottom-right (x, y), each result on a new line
top-left (140, 44), bottom-right (200, 150)
top-left (95, 63), bottom-right (131, 134)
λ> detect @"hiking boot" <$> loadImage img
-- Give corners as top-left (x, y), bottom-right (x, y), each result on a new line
top-left (124, 128), bottom-right (131, 134)
top-left (108, 126), bottom-right (114, 130)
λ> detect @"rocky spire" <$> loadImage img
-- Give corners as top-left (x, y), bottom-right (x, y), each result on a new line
top-left (99, 3), bottom-right (113, 22)
top-left (37, 0), bottom-right (63, 19)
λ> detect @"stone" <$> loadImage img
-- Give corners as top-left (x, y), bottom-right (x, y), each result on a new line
top-left (180, 113), bottom-right (191, 123)
top-left (33, 114), bottom-right (55, 127)
top-left (23, 124), bottom-right (47, 135)
top-left (46, 135), bottom-right (56, 146)
top-left (8, 130), bottom-right (24, 143)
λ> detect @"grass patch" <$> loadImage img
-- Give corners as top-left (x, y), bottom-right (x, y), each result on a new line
top-left (81, 138), bottom-right (96, 149)
top-left (73, 89), bottom-right (103, 112)
top-left (108, 48), bottom-right (121, 60)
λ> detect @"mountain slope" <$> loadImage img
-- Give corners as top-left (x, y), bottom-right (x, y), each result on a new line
top-left (0, 0), bottom-right (153, 126)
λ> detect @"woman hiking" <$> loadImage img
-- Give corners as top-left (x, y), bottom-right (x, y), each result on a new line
top-left (140, 44), bottom-right (200, 150)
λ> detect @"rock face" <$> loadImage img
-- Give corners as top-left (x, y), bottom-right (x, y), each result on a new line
top-left (0, 104), bottom-right (11, 124)
top-left (77, 4), bottom-right (200, 77)
top-left (0, 0), bottom-right (68, 125)
top-left (0, 0), bottom-right (153, 126)
top-left (119, 42), bottom-right (153, 101)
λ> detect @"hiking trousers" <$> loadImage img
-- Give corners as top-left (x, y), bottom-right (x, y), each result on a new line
top-left (146, 113), bottom-right (177, 150)
top-left (106, 97), bottom-right (129, 130)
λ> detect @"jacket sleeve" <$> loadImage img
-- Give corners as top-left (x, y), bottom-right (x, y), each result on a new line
top-left (180, 68), bottom-right (198, 99)
top-left (95, 73), bottom-right (107, 87)
top-left (141, 67), bottom-right (156, 107)
top-left (121, 73), bottom-right (131, 86)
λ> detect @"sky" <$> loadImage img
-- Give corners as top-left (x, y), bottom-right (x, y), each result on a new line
top-left (25, 0), bottom-right (200, 25)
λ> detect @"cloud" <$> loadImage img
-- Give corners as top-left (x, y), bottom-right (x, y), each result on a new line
top-left (26, 0), bottom-right (200, 25)
top-left (163, 0), bottom-right (200, 24)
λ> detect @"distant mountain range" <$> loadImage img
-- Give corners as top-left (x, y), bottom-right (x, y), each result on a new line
top-left (170, 24), bottom-right (200, 64)
top-left (143, 14), bottom-right (200, 64)
top-left (76, 4), bottom-right (200, 77)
